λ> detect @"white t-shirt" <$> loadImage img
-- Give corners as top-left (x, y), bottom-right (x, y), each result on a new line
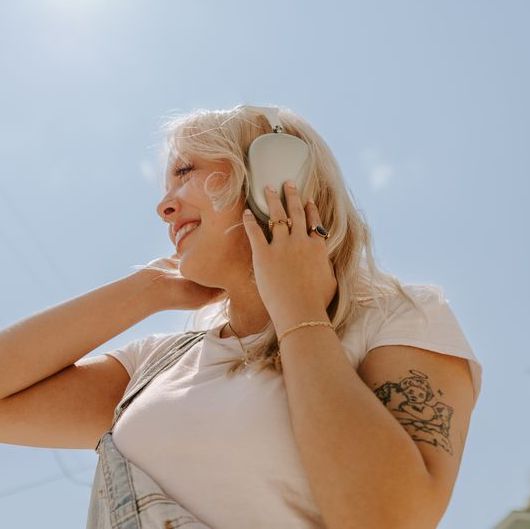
top-left (104, 284), bottom-right (482, 529)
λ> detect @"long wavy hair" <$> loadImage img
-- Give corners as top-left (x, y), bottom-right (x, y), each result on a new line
top-left (148, 104), bottom-right (429, 376)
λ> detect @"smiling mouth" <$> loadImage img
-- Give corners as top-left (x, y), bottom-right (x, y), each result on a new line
top-left (175, 224), bottom-right (200, 249)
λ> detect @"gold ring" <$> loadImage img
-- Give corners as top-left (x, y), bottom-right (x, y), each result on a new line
top-left (268, 218), bottom-right (292, 233)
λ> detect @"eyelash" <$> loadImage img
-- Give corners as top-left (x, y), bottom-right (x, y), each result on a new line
top-left (174, 165), bottom-right (193, 178)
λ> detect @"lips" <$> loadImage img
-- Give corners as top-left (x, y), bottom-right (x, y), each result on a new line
top-left (172, 221), bottom-right (201, 247)
top-left (171, 219), bottom-right (201, 240)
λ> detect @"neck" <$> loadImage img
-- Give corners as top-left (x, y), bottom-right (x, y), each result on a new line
top-left (219, 297), bottom-right (271, 339)
top-left (213, 261), bottom-right (272, 339)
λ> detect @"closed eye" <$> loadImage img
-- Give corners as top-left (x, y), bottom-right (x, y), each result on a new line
top-left (175, 165), bottom-right (193, 177)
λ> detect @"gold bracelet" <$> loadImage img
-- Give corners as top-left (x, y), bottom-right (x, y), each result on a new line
top-left (277, 320), bottom-right (333, 346)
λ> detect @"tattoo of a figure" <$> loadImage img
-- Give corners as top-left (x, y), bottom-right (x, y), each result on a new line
top-left (373, 369), bottom-right (454, 455)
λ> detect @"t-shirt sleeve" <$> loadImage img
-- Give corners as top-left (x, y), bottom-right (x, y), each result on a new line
top-left (103, 332), bottom-right (188, 380)
top-left (104, 337), bottom-right (149, 378)
top-left (364, 284), bottom-right (483, 403)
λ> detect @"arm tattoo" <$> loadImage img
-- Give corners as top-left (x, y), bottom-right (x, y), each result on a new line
top-left (373, 369), bottom-right (454, 455)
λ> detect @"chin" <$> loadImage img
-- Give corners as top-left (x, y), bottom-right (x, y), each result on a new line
top-left (178, 254), bottom-right (212, 286)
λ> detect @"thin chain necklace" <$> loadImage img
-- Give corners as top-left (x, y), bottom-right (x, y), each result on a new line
top-left (223, 321), bottom-right (251, 367)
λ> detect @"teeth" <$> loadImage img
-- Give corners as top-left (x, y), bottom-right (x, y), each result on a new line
top-left (176, 222), bottom-right (200, 243)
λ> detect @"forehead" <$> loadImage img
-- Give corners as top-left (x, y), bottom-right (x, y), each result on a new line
top-left (168, 151), bottom-right (190, 167)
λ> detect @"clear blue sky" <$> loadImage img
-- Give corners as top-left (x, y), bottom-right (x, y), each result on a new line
top-left (0, 1), bottom-right (528, 528)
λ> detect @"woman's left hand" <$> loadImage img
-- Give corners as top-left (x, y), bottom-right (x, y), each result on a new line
top-left (242, 180), bottom-right (338, 331)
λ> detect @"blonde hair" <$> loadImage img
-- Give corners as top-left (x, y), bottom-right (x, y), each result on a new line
top-left (152, 104), bottom-right (429, 376)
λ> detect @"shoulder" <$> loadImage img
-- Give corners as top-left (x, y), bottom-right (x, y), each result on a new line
top-left (106, 331), bottom-right (195, 379)
top-left (134, 330), bottom-right (207, 370)
top-left (340, 283), bottom-right (482, 402)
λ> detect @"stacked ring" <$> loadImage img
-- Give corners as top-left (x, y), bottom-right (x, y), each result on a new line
top-left (267, 218), bottom-right (330, 239)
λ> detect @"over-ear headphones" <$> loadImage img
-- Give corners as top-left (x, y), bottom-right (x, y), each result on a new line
top-left (242, 105), bottom-right (311, 227)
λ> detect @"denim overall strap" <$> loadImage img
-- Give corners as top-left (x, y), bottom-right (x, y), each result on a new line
top-left (93, 427), bottom-right (212, 529)
top-left (86, 330), bottom-right (212, 529)
top-left (94, 331), bottom-right (207, 453)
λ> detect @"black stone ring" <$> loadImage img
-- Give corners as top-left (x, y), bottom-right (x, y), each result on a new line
top-left (308, 224), bottom-right (330, 240)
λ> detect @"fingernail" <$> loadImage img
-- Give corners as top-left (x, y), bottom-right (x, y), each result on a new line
top-left (286, 180), bottom-right (296, 189)
top-left (266, 184), bottom-right (277, 193)
top-left (308, 197), bottom-right (315, 204)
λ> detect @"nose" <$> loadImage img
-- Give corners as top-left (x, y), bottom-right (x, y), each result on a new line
top-left (156, 194), bottom-right (181, 223)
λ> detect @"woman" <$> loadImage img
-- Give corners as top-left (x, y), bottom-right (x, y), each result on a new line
top-left (0, 104), bottom-right (482, 529)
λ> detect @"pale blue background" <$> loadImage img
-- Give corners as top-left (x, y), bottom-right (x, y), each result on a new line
top-left (0, 1), bottom-right (528, 528)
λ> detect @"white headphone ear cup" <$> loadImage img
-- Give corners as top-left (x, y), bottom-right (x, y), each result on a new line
top-left (247, 133), bottom-right (310, 224)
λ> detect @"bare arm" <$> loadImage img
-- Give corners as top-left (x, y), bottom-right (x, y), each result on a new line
top-left (0, 270), bottom-right (167, 400)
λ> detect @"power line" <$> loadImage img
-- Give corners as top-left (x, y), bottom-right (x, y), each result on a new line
top-left (51, 450), bottom-right (93, 488)
top-left (0, 180), bottom-right (97, 493)
top-left (0, 463), bottom-right (94, 499)
top-left (0, 181), bottom-right (75, 292)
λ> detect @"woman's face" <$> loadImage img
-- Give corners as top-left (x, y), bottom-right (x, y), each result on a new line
top-left (155, 153), bottom-right (252, 288)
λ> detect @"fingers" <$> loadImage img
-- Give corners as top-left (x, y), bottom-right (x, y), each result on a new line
top-left (242, 208), bottom-right (267, 252)
top-left (264, 184), bottom-right (290, 239)
top-left (253, 180), bottom-right (325, 244)
top-left (305, 197), bottom-right (325, 239)
top-left (264, 180), bottom-right (310, 239)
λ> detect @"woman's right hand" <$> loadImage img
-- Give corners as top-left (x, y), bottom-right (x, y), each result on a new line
top-left (134, 255), bottom-right (227, 311)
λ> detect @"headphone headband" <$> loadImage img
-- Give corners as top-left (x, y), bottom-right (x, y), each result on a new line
top-left (241, 105), bottom-right (283, 133)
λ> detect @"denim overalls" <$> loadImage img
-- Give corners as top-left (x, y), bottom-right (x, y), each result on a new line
top-left (86, 331), bottom-right (212, 529)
